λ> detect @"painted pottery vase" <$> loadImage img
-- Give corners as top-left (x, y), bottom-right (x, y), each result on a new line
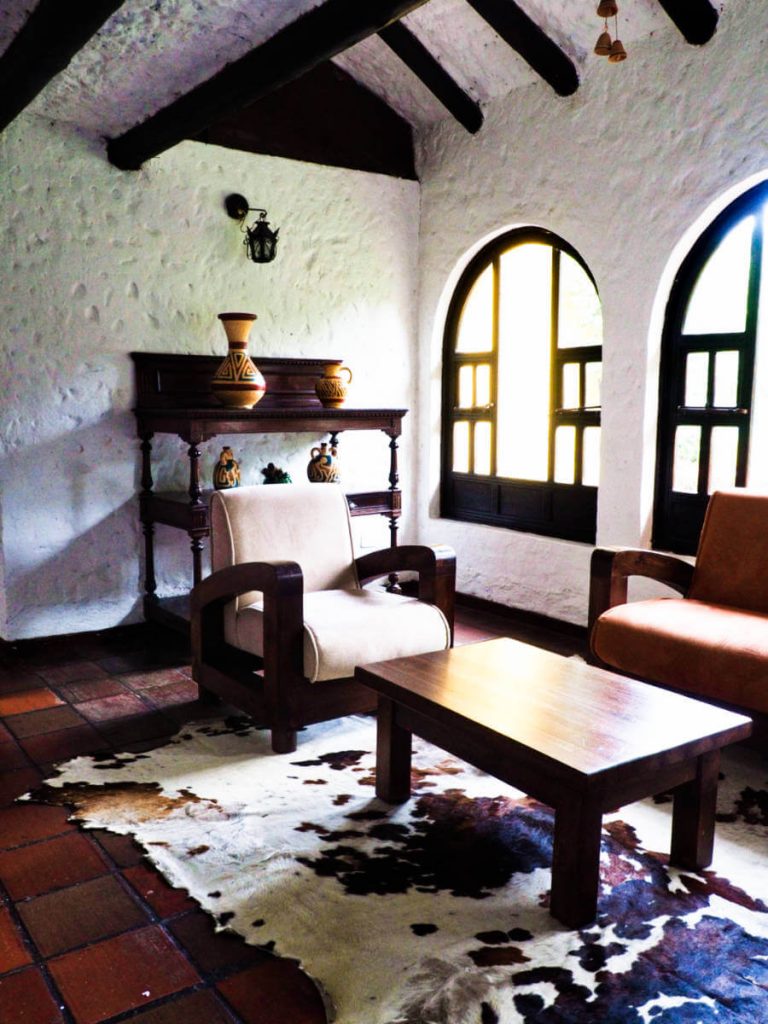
top-left (314, 362), bottom-right (353, 409)
top-left (211, 312), bottom-right (266, 409)
top-left (213, 447), bottom-right (241, 490)
top-left (307, 442), bottom-right (340, 483)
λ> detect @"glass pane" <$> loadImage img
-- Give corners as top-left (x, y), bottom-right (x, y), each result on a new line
top-left (476, 364), bottom-right (491, 407)
top-left (496, 243), bottom-right (551, 481)
top-left (558, 252), bottom-right (603, 349)
top-left (682, 216), bottom-right (754, 335)
top-left (456, 265), bottom-right (493, 353)
top-left (474, 421), bottom-right (492, 476)
top-left (684, 352), bottom-right (709, 407)
top-left (554, 426), bottom-right (576, 484)
top-left (709, 426), bottom-right (739, 491)
top-left (583, 427), bottom-right (600, 486)
top-left (584, 362), bottom-right (602, 408)
top-left (562, 363), bottom-right (580, 409)
top-left (713, 350), bottom-right (739, 407)
top-left (453, 421), bottom-right (470, 472)
top-left (458, 365), bottom-right (473, 408)
top-left (672, 425), bottom-right (701, 493)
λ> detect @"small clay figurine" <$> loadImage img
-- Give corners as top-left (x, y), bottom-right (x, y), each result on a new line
top-left (261, 462), bottom-right (292, 484)
top-left (213, 447), bottom-right (241, 490)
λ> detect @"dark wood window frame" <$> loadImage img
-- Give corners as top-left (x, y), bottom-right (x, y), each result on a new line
top-left (440, 227), bottom-right (602, 544)
top-left (653, 181), bottom-right (767, 555)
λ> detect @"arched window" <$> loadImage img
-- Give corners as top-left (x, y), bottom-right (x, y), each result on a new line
top-left (653, 181), bottom-right (768, 554)
top-left (441, 228), bottom-right (603, 542)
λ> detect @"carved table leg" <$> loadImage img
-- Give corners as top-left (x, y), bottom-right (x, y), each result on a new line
top-left (187, 441), bottom-right (206, 586)
top-left (139, 433), bottom-right (158, 613)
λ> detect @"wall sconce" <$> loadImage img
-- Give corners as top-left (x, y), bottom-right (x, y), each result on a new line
top-left (225, 193), bottom-right (279, 263)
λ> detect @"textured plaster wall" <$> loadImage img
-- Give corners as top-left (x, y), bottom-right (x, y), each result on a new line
top-left (0, 117), bottom-right (419, 639)
top-left (415, 0), bottom-right (768, 624)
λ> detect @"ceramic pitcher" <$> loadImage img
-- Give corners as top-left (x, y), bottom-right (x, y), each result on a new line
top-left (314, 362), bottom-right (353, 409)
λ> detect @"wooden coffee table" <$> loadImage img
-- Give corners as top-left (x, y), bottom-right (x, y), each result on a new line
top-left (355, 637), bottom-right (752, 928)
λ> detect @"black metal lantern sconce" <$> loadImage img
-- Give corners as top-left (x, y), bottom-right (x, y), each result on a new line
top-left (225, 193), bottom-right (279, 264)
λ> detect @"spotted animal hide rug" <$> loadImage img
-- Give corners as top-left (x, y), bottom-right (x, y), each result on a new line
top-left (32, 715), bottom-right (768, 1023)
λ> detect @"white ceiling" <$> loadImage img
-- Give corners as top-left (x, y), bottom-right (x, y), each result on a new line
top-left (0, 0), bottom-right (710, 138)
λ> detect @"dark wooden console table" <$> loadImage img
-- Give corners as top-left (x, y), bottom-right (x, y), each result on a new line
top-left (132, 353), bottom-right (407, 631)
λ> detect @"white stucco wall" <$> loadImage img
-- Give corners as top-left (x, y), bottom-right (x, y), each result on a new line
top-left (0, 116), bottom-right (420, 639)
top-left (415, 0), bottom-right (768, 625)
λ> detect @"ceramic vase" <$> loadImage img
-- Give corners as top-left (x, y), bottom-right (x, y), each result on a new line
top-left (307, 442), bottom-right (340, 483)
top-left (213, 447), bottom-right (241, 490)
top-left (314, 362), bottom-right (353, 409)
top-left (211, 312), bottom-right (266, 409)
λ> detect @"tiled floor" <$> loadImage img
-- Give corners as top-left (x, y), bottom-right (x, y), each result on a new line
top-left (0, 610), bottom-right (585, 1024)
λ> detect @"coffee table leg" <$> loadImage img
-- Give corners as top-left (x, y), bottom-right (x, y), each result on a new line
top-left (550, 796), bottom-right (603, 928)
top-left (376, 697), bottom-right (412, 803)
top-left (670, 749), bottom-right (719, 870)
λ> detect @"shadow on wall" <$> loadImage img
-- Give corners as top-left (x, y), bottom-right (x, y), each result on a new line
top-left (1, 412), bottom-right (143, 640)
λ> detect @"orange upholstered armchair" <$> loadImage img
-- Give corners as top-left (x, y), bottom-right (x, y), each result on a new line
top-left (588, 489), bottom-right (768, 723)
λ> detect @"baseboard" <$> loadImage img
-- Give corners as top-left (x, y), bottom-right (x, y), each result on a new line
top-left (454, 591), bottom-right (588, 640)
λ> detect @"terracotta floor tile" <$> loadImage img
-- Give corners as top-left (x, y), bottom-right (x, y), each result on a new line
top-left (97, 652), bottom-right (182, 675)
top-left (144, 680), bottom-right (201, 709)
top-left (0, 768), bottom-right (43, 807)
top-left (0, 721), bottom-right (13, 743)
top-left (18, 875), bottom-right (148, 957)
top-left (5, 706), bottom-right (85, 740)
top-left (77, 692), bottom-right (150, 723)
top-left (19, 724), bottom-right (109, 766)
top-left (0, 742), bottom-right (30, 771)
top-left (0, 832), bottom-right (108, 900)
top-left (91, 830), bottom-right (146, 868)
top-left (0, 689), bottom-right (63, 718)
top-left (0, 966), bottom-right (65, 1024)
top-left (96, 713), bottom-right (177, 748)
top-left (56, 677), bottom-right (129, 704)
top-left (170, 910), bottom-right (269, 974)
top-left (36, 661), bottom-right (109, 686)
top-left (127, 989), bottom-right (236, 1024)
top-left (123, 864), bottom-right (197, 918)
top-left (0, 804), bottom-right (75, 851)
top-left (48, 925), bottom-right (200, 1024)
top-left (0, 669), bottom-right (48, 695)
top-left (217, 959), bottom-right (327, 1024)
top-left (0, 906), bottom-right (32, 973)
top-left (119, 668), bottom-right (192, 692)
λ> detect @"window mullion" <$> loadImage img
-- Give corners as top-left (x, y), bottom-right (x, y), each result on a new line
top-left (548, 248), bottom-right (560, 483)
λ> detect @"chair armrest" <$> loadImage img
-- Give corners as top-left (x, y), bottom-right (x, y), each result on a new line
top-left (588, 547), bottom-right (694, 633)
top-left (355, 544), bottom-right (456, 642)
top-left (191, 561), bottom-right (304, 669)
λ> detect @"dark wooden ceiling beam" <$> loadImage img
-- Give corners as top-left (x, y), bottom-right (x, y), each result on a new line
top-left (378, 22), bottom-right (483, 134)
top-left (108, 0), bottom-right (432, 171)
top-left (465, 0), bottom-right (577, 97)
top-left (657, 0), bottom-right (718, 45)
top-left (0, 0), bottom-right (126, 133)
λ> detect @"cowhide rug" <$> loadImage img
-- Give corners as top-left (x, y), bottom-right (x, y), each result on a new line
top-left (31, 714), bottom-right (768, 1024)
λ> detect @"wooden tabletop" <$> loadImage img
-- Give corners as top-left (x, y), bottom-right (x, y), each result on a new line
top-left (356, 638), bottom-right (753, 780)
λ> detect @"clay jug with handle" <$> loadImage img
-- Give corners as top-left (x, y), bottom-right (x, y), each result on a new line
top-left (314, 362), bottom-right (353, 409)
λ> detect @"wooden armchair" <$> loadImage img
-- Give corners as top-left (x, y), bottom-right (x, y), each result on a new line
top-left (191, 484), bottom-right (455, 753)
top-left (588, 489), bottom-right (768, 724)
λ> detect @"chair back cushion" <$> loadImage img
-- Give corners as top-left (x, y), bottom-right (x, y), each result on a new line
top-left (688, 489), bottom-right (768, 614)
top-left (210, 484), bottom-right (359, 611)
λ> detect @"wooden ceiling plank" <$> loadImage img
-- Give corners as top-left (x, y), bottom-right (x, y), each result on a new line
top-left (656, 0), bottom-right (718, 45)
top-left (0, 0), bottom-right (126, 133)
top-left (378, 22), bottom-right (483, 134)
top-left (465, 0), bottom-right (578, 97)
top-left (107, 0), bottom-right (432, 171)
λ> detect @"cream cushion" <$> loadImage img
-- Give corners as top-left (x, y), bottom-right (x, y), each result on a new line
top-left (235, 588), bottom-right (452, 682)
top-left (209, 484), bottom-right (451, 681)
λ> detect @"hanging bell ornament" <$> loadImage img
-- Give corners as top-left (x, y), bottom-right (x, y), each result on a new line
top-left (608, 37), bottom-right (627, 61)
top-left (596, 0), bottom-right (618, 17)
top-left (594, 30), bottom-right (612, 55)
